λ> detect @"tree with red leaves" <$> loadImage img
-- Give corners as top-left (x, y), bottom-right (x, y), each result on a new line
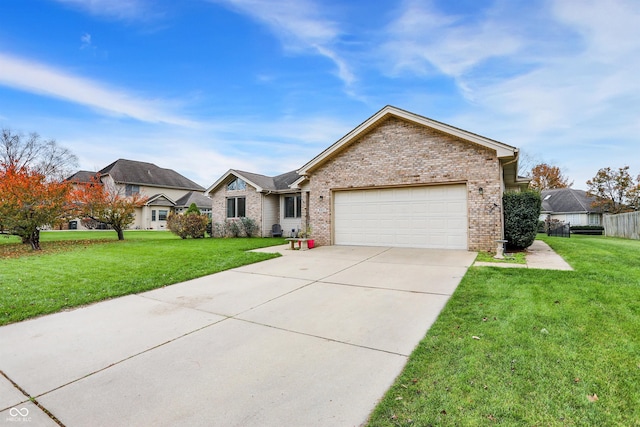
top-left (0, 166), bottom-right (72, 249)
top-left (72, 174), bottom-right (148, 240)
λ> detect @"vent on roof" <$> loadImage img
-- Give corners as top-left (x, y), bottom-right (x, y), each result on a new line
top-left (544, 195), bottom-right (552, 201)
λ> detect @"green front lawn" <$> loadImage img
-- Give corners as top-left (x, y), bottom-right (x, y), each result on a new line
top-left (368, 235), bottom-right (640, 426)
top-left (0, 231), bottom-right (285, 326)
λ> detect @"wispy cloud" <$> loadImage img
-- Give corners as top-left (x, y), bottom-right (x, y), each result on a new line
top-left (380, 0), bottom-right (640, 187)
top-left (382, 0), bottom-right (524, 82)
top-left (209, 0), bottom-right (355, 86)
top-left (0, 52), bottom-right (194, 126)
top-left (80, 33), bottom-right (92, 49)
top-left (53, 0), bottom-right (154, 21)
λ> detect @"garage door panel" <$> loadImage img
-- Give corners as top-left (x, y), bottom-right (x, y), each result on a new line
top-left (334, 185), bottom-right (468, 250)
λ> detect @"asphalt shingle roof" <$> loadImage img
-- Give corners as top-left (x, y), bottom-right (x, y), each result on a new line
top-left (98, 159), bottom-right (204, 191)
top-left (65, 170), bottom-right (98, 183)
top-left (233, 169), bottom-right (300, 191)
top-left (175, 191), bottom-right (213, 208)
top-left (541, 188), bottom-right (602, 214)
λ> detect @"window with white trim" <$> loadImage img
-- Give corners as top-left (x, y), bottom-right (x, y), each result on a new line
top-left (284, 195), bottom-right (302, 218)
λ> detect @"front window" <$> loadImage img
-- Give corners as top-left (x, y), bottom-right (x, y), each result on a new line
top-left (152, 210), bottom-right (156, 221)
top-left (589, 214), bottom-right (601, 225)
top-left (227, 197), bottom-right (246, 218)
top-left (158, 210), bottom-right (168, 221)
top-left (284, 195), bottom-right (302, 218)
top-left (125, 184), bottom-right (140, 196)
top-left (227, 178), bottom-right (247, 191)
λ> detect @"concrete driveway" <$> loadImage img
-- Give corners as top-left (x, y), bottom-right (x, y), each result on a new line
top-left (0, 245), bottom-right (475, 426)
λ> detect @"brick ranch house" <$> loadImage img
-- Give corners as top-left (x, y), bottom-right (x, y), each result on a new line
top-left (206, 106), bottom-right (529, 252)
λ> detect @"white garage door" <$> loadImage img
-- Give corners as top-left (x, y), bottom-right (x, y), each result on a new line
top-left (333, 185), bottom-right (468, 249)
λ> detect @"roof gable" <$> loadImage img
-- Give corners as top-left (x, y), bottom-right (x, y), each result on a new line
top-left (99, 159), bottom-right (204, 191)
top-left (146, 194), bottom-right (176, 206)
top-left (205, 169), bottom-right (300, 195)
top-left (298, 105), bottom-right (519, 176)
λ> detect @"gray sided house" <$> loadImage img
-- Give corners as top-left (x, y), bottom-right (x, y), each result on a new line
top-left (205, 170), bottom-right (302, 237)
top-left (206, 106), bottom-right (529, 251)
top-left (68, 159), bottom-right (208, 230)
top-left (540, 188), bottom-right (603, 226)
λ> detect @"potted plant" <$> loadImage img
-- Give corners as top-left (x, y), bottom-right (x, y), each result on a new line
top-left (298, 225), bottom-right (314, 249)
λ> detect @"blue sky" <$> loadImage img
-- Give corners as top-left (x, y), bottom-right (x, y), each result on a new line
top-left (1, 0), bottom-right (638, 190)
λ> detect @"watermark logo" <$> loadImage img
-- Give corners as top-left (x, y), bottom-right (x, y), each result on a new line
top-left (5, 407), bottom-right (31, 423)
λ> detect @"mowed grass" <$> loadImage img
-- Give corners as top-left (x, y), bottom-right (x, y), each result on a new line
top-left (368, 235), bottom-right (640, 426)
top-left (0, 231), bottom-right (285, 326)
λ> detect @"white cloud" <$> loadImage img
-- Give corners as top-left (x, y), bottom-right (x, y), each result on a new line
top-left (53, 0), bottom-right (153, 21)
top-left (80, 33), bottom-right (92, 49)
top-left (0, 52), bottom-right (195, 126)
top-left (210, 0), bottom-right (355, 86)
top-left (380, 0), bottom-right (640, 188)
top-left (382, 0), bottom-right (523, 80)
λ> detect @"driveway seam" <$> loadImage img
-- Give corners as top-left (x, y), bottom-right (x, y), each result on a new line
top-left (31, 314), bottom-right (229, 399)
top-left (232, 318), bottom-right (410, 358)
top-left (314, 280), bottom-right (455, 296)
top-left (1, 370), bottom-right (64, 426)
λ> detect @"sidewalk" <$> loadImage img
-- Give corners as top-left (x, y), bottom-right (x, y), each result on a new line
top-left (473, 240), bottom-right (573, 270)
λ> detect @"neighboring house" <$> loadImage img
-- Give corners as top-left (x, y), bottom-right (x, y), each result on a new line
top-left (540, 188), bottom-right (603, 226)
top-left (67, 159), bottom-right (208, 230)
top-left (205, 170), bottom-right (302, 237)
top-left (206, 106), bottom-right (529, 251)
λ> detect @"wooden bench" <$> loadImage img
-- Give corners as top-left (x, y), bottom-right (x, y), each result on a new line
top-left (285, 238), bottom-right (312, 250)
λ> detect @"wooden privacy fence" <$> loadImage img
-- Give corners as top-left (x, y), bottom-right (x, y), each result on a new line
top-left (603, 211), bottom-right (640, 240)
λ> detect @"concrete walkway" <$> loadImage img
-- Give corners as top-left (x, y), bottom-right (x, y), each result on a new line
top-left (0, 245), bottom-right (476, 427)
top-left (473, 240), bottom-right (573, 270)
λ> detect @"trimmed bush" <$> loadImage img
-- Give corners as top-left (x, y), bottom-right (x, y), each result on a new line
top-left (167, 213), bottom-right (208, 239)
top-left (503, 190), bottom-right (542, 250)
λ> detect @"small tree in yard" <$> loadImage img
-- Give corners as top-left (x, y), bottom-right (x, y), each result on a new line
top-left (0, 166), bottom-right (72, 249)
top-left (587, 166), bottom-right (639, 213)
top-left (0, 128), bottom-right (78, 249)
top-left (185, 202), bottom-right (200, 215)
top-left (503, 190), bottom-right (542, 250)
top-left (72, 174), bottom-right (147, 240)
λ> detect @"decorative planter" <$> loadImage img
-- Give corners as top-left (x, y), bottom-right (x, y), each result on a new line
top-left (307, 239), bottom-right (315, 249)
